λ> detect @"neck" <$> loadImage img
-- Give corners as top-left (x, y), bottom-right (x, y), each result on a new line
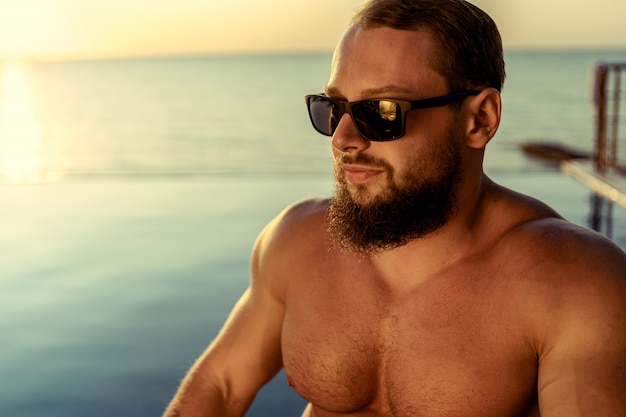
top-left (368, 170), bottom-right (494, 286)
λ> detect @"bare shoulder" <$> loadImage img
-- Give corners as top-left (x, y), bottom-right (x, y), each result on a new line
top-left (492, 182), bottom-right (626, 278)
top-left (498, 188), bottom-right (626, 277)
top-left (490, 183), bottom-right (626, 342)
top-left (512, 214), bottom-right (626, 296)
top-left (250, 197), bottom-right (330, 298)
top-left (490, 187), bottom-right (626, 414)
top-left (255, 197), bottom-right (330, 252)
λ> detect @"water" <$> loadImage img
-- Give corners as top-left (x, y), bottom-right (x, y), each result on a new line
top-left (2, 50), bottom-right (626, 181)
top-left (7, 55), bottom-right (334, 180)
top-left (2, 51), bottom-right (626, 416)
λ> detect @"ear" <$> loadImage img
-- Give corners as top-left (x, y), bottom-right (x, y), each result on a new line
top-left (463, 88), bottom-right (501, 149)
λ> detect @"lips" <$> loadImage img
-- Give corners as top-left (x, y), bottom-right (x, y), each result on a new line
top-left (341, 164), bottom-right (384, 184)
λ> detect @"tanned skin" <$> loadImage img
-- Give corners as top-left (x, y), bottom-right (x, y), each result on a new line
top-left (163, 26), bottom-right (626, 417)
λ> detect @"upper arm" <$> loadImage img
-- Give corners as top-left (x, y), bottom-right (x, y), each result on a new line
top-left (181, 199), bottom-right (326, 413)
top-left (536, 237), bottom-right (626, 416)
top-left (195, 287), bottom-right (285, 410)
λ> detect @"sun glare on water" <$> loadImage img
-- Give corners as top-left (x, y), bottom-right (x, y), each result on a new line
top-left (0, 61), bottom-right (48, 183)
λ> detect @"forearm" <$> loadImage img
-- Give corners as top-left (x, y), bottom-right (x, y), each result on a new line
top-left (162, 372), bottom-right (249, 417)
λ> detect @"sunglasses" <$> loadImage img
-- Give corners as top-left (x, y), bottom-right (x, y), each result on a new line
top-left (305, 90), bottom-right (481, 142)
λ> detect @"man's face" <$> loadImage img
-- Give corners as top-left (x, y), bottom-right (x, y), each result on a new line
top-left (325, 26), bottom-right (465, 254)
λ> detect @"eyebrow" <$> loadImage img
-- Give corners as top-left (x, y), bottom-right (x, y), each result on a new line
top-left (324, 85), bottom-right (416, 99)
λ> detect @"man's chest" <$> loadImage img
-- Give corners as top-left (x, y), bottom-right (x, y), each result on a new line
top-left (280, 270), bottom-right (539, 416)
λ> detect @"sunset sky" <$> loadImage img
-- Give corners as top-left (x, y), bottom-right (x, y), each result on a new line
top-left (0, 0), bottom-right (625, 60)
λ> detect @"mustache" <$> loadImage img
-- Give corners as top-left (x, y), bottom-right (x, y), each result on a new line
top-left (335, 153), bottom-right (392, 171)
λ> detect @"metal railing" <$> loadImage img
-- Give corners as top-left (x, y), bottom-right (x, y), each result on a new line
top-left (594, 62), bottom-right (626, 173)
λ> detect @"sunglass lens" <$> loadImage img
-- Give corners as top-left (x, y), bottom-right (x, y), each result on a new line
top-left (352, 100), bottom-right (402, 141)
top-left (308, 96), bottom-right (337, 136)
top-left (306, 96), bottom-right (404, 141)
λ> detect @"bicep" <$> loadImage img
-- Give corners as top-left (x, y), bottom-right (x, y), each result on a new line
top-left (191, 280), bottom-right (286, 411)
top-left (537, 282), bottom-right (626, 416)
top-left (166, 203), bottom-right (319, 416)
top-left (538, 338), bottom-right (626, 416)
top-left (193, 201), bottom-right (318, 407)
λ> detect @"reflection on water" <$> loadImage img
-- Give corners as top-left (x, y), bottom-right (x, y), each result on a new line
top-left (0, 61), bottom-right (55, 183)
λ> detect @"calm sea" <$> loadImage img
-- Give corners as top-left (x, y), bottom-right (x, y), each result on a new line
top-left (1, 51), bottom-right (626, 417)
top-left (2, 49), bottom-right (626, 182)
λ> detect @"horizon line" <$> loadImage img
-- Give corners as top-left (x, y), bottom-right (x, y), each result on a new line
top-left (2, 45), bottom-right (626, 64)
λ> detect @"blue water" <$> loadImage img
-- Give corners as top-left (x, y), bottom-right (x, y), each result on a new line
top-left (8, 49), bottom-right (626, 180)
top-left (21, 55), bottom-right (334, 179)
top-left (1, 51), bottom-right (626, 417)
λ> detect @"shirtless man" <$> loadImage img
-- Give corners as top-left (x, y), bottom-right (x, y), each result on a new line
top-left (163, 1), bottom-right (626, 416)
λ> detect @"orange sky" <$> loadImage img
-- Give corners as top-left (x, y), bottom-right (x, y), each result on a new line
top-left (0, 0), bottom-right (625, 60)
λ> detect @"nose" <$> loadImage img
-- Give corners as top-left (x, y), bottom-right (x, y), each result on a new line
top-left (331, 114), bottom-right (371, 154)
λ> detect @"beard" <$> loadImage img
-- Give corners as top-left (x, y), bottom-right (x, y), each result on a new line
top-left (327, 136), bottom-right (463, 255)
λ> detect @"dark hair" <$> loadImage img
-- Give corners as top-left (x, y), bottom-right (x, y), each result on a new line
top-left (351, 0), bottom-right (505, 92)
